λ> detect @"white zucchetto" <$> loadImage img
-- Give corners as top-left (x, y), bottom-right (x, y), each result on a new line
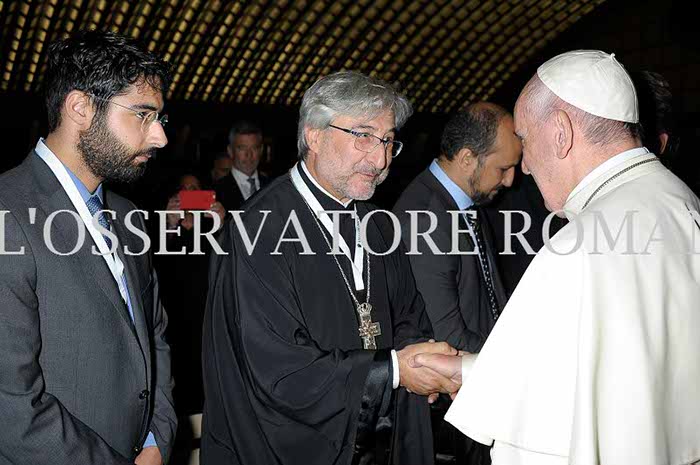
top-left (537, 50), bottom-right (639, 123)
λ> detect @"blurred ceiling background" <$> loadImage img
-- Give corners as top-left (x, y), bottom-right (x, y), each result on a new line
top-left (1, 0), bottom-right (607, 112)
top-left (0, 0), bottom-right (698, 204)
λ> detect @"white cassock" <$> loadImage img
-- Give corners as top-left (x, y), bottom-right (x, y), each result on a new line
top-left (446, 147), bottom-right (700, 465)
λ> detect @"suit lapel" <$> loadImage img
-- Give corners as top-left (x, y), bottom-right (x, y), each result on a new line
top-left (109, 200), bottom-right (152, 370)
top-left (29, 153), bottom-right (138, 337)
top-left (421, 169), bottom-right (458, 210)
top-left (422, 168), bottom-right (506, 311)
top-left (219, 173), bottom-right (244, 209)
top-left (421, 169), bottom-right (477, 252)
top-left (41, 179), bottom-right (137, 336)
top-left (230, 174), bottom-right (244, 205)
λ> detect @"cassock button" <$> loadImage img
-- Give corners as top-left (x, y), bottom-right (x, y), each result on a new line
top-left (138, 389), bottom-right (149, 400)
top-left (133, 445), bottom-right (142, 454)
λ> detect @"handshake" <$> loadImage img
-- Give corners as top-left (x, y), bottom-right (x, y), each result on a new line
top-left (396, 340), bottom-right (466, 403)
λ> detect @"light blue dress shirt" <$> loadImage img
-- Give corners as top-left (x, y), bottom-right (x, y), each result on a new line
top-left (429, 159), bottom-right (474, 210)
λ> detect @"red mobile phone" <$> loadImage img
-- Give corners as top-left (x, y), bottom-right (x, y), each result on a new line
top-left (179, 190), bottom-right (216, 210)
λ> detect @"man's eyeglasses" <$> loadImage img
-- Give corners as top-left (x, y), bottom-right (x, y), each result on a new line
top-left (89, 94), bottom-right (168, 133)
top-left (328, 124), bottom-right (403, 158)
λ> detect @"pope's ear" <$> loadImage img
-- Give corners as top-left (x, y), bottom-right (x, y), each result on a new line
top-left (552, 109), bottom-right (573, 160)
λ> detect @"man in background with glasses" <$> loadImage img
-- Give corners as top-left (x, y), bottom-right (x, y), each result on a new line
top-left (203, 70), bottom-right (459, 465)
top-left (0, 31), bottom-right (176, 465)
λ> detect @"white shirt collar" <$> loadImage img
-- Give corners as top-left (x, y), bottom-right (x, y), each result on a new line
top-left (567, 147), bottom-right (650, 202)
top-left (231, 167), bottom-right (260, 200)
top-left (35, 139), bottom-right (104, 203)
top-left (300, 160), bottom-right (352, 208)
top-left (231, 167), bottom-right (258, 184)
top-left (32, 139), bottom-right (129, 302)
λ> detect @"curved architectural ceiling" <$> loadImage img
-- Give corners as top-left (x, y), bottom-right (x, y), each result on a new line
top-left (0, 0), bottom-right (607, 113)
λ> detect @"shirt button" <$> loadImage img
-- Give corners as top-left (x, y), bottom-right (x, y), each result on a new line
top-left (138, 389), bottom-right (149, 400)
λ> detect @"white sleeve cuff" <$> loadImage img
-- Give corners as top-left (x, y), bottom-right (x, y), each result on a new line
top-left (462, 353), bottom-right (478, 382)
top-left (390, 349), bottom-right (400, 389)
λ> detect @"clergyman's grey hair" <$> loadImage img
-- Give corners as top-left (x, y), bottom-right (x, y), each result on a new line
top-left (297, 70), bottom-right (413, 159)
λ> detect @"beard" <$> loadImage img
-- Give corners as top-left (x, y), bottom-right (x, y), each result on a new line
top-left (334, 167), bottom-right (388, 201)
top-left (315, 151), bottom-right (389, 201)
top-left (346, 165), bottom-right (389, 201)
top-left (468, 163), bottom-right (500, 206)
top-left (77, 113), bottom-right (153, 184)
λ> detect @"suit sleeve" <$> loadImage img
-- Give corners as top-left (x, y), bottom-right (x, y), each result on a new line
top-left (0, 205), bottom-right (133, 464)
top-left (147, 270), bottom-right (177, 463)
top-left (398, 212), bottom-right (485, 352)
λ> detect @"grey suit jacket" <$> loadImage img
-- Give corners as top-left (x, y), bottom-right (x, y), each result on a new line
top-left (0, 153), bottom-right (176, 464)
top-left (393, 168), bottom-right (508, 353)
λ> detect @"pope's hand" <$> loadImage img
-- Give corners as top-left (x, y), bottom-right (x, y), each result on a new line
top-left (396, 340), bottom-right (460, 396)
top-left (409, 352), bottom-right (465, 399)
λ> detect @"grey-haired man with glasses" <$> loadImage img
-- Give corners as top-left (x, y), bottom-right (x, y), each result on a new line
top-left (202, 70), bottom-right (458, 465)
top-left (0, 31), bottom-right (175, 465)
top-left (327, 123), bottom-right (404, 158)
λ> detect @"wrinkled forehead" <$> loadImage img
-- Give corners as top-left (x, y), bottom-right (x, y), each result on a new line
top-left (514, 88), bottom-right (531, 115)
top-left (514, 75), bottom-right (541, 115)
top-left (513, 98), bottom-right (528, 133)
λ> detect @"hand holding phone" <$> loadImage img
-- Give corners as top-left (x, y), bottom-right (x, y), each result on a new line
top-left (178, 190), bottom-right (216, 210)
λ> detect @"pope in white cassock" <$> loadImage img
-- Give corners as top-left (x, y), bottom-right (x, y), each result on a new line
top-left (412, 50), bottom-right (700, 465)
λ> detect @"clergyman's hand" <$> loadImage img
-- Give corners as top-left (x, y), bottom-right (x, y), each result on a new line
top-left (396, 341), bottom-right (460, 396)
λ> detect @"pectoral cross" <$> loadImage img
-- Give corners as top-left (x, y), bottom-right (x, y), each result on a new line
top-left (357, 303), bottom-right (381, 350)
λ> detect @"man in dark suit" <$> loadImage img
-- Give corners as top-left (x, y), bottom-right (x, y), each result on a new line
top-left (393, 102), bottom-right (521, 464)
top-left (0, 31), bottom-right (176, 465)
top-left (214, 120), bottom-right (270, 210)
top-left (394, 103), bottom-right (520, 351)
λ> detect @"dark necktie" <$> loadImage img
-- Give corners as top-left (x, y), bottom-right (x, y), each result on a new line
top-left (85, 195), bottom-right (112, 249)
top-left (466, 212), bottom-right (500, 321)
top-left (247, 176), bottom-right (257, 196)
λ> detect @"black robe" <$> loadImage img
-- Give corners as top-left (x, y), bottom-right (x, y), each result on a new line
top-left (201, 169), bottom-right (435, 465)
